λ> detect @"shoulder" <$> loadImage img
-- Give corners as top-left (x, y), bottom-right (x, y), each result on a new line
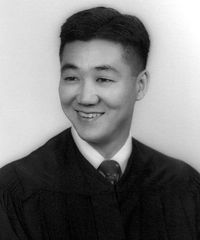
top-left (132, 138), bottom-right (200, 192)
top-left (0, 128), bottom-right (72, 195)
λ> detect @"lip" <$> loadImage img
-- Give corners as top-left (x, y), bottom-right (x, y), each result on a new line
top-left (75, 109), bottom-right (104, 114)
top-left (75, 110), bottom-right (104, 121)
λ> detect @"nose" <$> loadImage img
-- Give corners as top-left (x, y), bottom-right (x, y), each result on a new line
top-left (76, 80), bottom-right (99, 105)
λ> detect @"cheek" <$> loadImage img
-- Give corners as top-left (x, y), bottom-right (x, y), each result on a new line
top-left (104, 85), bottom-right (136, 110)
top-left (59, 84), bottom-right (75, 106)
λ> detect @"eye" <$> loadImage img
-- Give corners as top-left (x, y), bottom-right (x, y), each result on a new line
top-left (63, 76), bottom-right (78, 82)
top-left (97, 78), bottom-right (114, 83)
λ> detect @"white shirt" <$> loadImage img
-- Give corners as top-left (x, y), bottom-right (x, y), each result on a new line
top-left (71, 127), bottom-right (132, 173)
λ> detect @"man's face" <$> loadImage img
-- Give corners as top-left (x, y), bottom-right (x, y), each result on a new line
top-left (59, 39), bottom-right (145, 149)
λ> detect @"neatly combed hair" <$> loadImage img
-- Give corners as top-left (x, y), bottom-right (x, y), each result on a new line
top-left (59, 6), bottom-right (150, 69)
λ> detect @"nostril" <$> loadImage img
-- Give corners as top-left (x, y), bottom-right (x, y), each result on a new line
top-left (76, 93), bottom-right (99, 105)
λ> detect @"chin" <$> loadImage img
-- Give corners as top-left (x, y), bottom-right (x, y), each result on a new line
top-left (76, 127), bottom-right (108, 144)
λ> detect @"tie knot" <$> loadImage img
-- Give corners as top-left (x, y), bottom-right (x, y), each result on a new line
top-left (98, 160), bottom-right (122, 184)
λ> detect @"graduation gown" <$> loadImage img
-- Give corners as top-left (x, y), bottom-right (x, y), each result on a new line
top-left (0, 128), bottom-right (200, 239)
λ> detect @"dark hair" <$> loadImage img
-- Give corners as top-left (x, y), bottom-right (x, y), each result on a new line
top-left (59, 6), bottom-right (150, 69)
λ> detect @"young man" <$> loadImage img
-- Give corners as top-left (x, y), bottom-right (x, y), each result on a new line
top-left (0, 6), bottom-right (200, 240)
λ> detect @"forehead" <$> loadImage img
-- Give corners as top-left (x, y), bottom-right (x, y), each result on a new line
top-left (61, 39), bottom-right (126, 67)
top-left (60, 39), bottom-right (141, 76)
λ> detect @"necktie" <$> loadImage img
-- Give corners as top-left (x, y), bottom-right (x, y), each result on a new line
top-left (98, 160), bottom-right (122, 184)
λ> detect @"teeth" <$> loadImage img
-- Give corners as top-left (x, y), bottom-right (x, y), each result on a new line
top-left (78, 111), bottom-right (102, 119)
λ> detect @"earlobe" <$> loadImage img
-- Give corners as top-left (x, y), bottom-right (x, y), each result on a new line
top-left (136, 69), bottom-right (149, 101)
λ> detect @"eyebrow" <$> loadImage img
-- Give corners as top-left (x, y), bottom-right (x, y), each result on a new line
top-left (61, 63), bottom-right (78, 73)
top-left (61, 63), bottom-right (119, 74)
top-left (94, 65), bottom-right (119, 74)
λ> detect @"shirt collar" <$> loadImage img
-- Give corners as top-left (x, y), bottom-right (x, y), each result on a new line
top-left (71, 127), bottom-right (132, 173)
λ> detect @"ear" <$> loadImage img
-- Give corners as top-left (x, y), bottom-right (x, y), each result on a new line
top-left (135, 69), bottom-right (150, 101)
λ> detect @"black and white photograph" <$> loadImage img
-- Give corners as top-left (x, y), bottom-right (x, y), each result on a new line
top-left (0, 0), bottom-right (200, 239)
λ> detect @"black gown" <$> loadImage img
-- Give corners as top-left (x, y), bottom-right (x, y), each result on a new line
top-left (0, 128), bottom-right (200, 239)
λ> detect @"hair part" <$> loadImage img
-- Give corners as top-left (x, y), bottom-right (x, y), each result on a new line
top-left (59, 6), bottom-right (150, 70)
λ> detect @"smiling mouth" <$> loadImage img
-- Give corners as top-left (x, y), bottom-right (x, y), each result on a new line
top-left (76, 111), bottom-right (104, 120)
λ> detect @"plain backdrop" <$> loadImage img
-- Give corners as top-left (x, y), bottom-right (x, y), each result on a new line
top-left (0, 0), bottom-right (200, 170)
